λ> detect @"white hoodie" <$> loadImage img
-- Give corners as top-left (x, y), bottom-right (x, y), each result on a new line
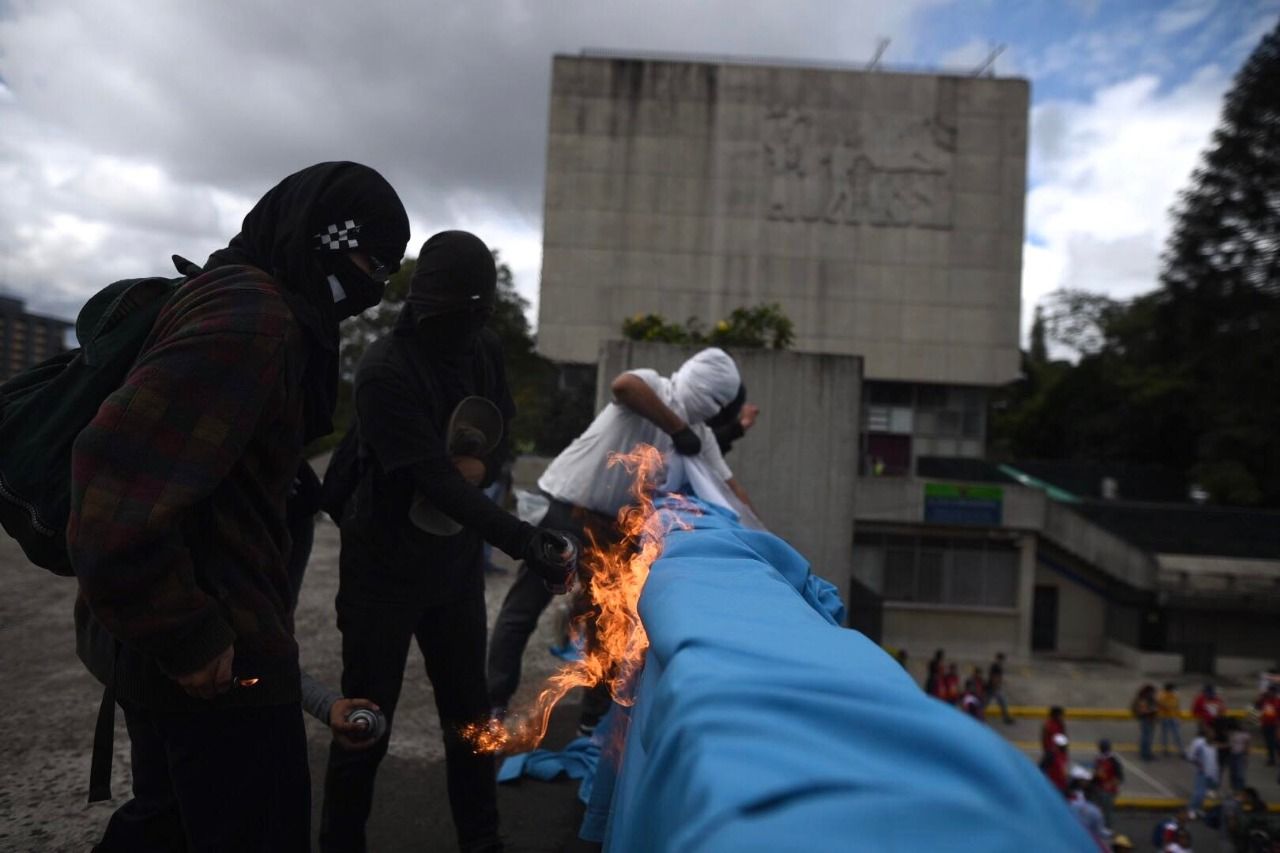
top-left (538, 348), bottom-right (740, 518)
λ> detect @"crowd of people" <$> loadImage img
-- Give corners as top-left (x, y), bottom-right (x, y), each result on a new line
top-left (919, 647), bottom-right (1015, 725)
top-left (1129, 680), bottom-right (1280, 809)
top-left (908, 646), bottom-right (1280, 851)
top-left (1035, 679), bottom-right (1280, 852)
top-left (40, 161), bottom-right (764, 853)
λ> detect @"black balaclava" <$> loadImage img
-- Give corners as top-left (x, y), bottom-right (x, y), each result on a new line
top-left (706, 383), bottom-right (747, 431)
top-left (403, 230), bottom-right (497, 354)
top-left (205, 161), bottom-right (410, 440)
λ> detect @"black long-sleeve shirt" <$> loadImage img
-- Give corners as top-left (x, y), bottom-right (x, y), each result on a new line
top-left (340, 323), bottom-right (530, 602)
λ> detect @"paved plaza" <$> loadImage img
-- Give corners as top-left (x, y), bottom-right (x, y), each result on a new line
top-left (0, 512), bottom-right (594, 852)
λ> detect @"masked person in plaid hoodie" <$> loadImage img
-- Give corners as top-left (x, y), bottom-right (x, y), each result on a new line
top-left (69, 162), bottom-right (409, 853)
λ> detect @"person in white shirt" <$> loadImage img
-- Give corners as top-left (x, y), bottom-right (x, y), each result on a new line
top-left (1066, 779), bottom-right (1110, 849)
top-left (486, 348), bottom-right (754, 734)
top-left (1187, 725), bottom-right (1220, 817)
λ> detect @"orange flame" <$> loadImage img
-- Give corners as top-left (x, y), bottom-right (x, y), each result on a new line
top-left (462, 443), bottom-right (696, 754)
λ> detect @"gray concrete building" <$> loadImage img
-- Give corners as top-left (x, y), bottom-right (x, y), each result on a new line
top-left (854, 459), bottom-right (1280, 673)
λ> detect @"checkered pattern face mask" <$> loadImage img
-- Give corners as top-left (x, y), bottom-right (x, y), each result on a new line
top-left (314, 219), bottom-right (362, 251)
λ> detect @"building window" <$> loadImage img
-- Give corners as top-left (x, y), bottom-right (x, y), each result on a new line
top-left (861, 381), bottom-right (989, 471)
top-left (864, 433), bottom-right (911, 476)
top-left (853, 532), bottom-right (1018, 608)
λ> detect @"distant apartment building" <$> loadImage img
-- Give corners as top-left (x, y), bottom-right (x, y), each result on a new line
top-left (0, 295), bottom-right (74, 382)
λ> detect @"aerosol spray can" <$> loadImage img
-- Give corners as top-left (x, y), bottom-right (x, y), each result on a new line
top-left (345, 707), bottom-right (388, 742)
top-left (539, 532), bottom-right (579, 595)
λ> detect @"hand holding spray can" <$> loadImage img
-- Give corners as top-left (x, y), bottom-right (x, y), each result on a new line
top-left (533, 531), bottom-right (579, 595)
top-left (345, 707), bottom-right (388, 742)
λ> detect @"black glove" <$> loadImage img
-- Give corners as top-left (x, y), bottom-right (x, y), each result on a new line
top-left (523, 529), bottom-right (578, 594)
top-left (669, 425), bottom-right (702, 456)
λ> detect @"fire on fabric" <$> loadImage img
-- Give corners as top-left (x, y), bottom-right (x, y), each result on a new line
top-left (461, 443), bottom-right (695, 754)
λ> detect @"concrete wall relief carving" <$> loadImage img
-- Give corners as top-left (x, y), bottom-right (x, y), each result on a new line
top-left (763, 108), bottom-right (954, 229)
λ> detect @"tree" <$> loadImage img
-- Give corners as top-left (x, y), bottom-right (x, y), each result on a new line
top-left (1161, 19), bottom-right (1280, 303)
top-left (1028, 305), bottom-right (1048, 366)
top-left (990, 20), bottom-right (1280, 505)
top-left (1153, 18), bottom-right (1280, 504)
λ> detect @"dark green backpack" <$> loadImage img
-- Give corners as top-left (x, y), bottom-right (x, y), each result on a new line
top-left (0, 257), bottom-right (194, 575)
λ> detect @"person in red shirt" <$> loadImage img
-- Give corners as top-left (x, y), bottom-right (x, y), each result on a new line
top-left (1191, 683), bottom-right (1227, 728)
top-left (1041, 732), bottom-right (1070, 794)
top-left (923, 648), bottom-right (945, 697)
top-left (940, 663), bottom-right (961, 705)
top-left (1092, 738), bottom-right (1124, 830)
top-left (1256, 683), bottom-right (1279, 767)
top-left (1042, 706), bottom-right (1067, 753)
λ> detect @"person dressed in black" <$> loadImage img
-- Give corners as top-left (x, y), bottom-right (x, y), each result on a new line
top-left (69, 162), bottom-right (409, 853)
top-left (318, 231), bottom-right (573, 853)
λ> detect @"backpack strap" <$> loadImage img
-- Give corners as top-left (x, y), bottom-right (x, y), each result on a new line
top-left (87, 640), bottom-right (120, 803)
top-left (87, 680), bottom-right (116, 803)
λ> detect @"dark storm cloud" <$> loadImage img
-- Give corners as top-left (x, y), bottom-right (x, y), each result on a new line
top-left (4, 0), bottom-right (932, 222)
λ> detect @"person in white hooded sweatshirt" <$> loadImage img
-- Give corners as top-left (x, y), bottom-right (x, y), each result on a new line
top-left (486, 348), bottom-right (755, 733)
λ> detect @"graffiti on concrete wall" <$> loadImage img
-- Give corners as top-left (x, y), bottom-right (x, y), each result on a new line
top-left (762, 108), bottom-right (954, 228)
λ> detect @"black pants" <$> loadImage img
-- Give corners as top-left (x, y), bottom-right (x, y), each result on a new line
top-left (487, 498), bottom-right (618, 727)
top-left (319, 583), bottom-right (499, 853)
top-left (93, 702), bottom-right (310, 853)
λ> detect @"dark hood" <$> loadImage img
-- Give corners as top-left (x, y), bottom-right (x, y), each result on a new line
top-left (204, 161), bottom-right (410, 441)
top-left (406, 230), bottom-right (497, 317)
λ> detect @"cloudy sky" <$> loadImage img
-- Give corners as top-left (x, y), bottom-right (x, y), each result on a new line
top-left (1, 0), bottom-right (1276, 344)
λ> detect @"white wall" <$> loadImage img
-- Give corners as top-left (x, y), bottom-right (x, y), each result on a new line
top-left (1034, 562), bottom-right (1107, 658)
top-left (883, 604), bottom-right (1020, 663)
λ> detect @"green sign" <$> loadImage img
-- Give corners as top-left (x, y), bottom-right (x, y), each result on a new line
top-left (923, 482), bottom-right (1003, 525)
